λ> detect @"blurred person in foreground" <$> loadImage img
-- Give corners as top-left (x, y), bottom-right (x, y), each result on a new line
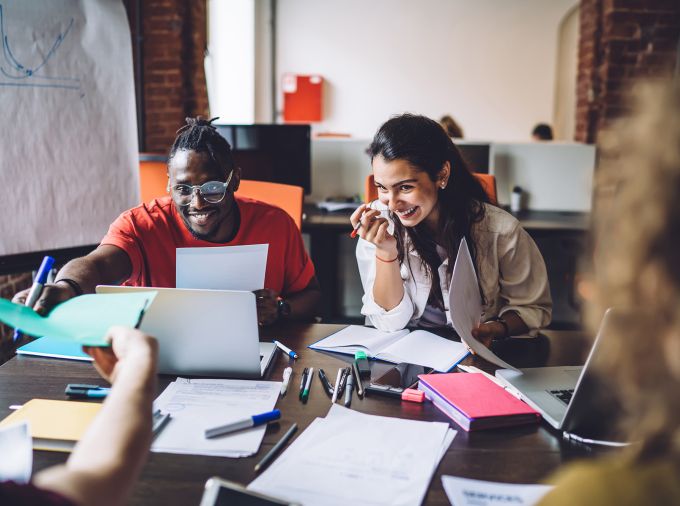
top-left (0, 327), bottom-right (157, 506)
top-left (538, 80), bottom-right (680, 504)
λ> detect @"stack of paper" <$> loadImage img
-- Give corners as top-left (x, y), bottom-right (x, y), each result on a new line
top-left (0, 421), bottom-right (32, 483)
top-left (248, 405), bottom-right (456, 506)
top-left (152, 377), bottom-right (281, 458)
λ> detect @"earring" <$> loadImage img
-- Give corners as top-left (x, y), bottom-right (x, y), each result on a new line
top-left (440, 183), bottom-right (446, 189)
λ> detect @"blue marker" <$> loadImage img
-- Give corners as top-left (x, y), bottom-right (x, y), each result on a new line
top-left (204, 409), bottom-right (281, 439)
top-left (65, 384), bottom-right (111, 399)
top-left (273, 340), bottom-right (298, 359)
top-left (13, 255), bottom-right (55, 342)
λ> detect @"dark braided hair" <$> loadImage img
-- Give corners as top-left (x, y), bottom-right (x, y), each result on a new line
top-left (168, 116), bottom-right (234, 175)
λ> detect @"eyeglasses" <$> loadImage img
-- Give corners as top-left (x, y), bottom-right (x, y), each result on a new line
top-left (168, 170), bottom-right (234, 206)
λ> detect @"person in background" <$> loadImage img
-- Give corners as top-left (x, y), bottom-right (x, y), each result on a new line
top-left (13, 117), bottom-right (321, 326)
top-left (0, 326), bottom-right (158, 506)
top-left (531, 123), bottom-right (554, 141)
top-left (538, 81), bottom-right (680, 505)
top-left (351, 114), bottom-right (551, 346)
top-left (439, 114), bottom-right (464, 138)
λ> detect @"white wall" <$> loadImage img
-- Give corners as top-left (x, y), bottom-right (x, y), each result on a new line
top-left (275, 0), bottom-right (577, 141)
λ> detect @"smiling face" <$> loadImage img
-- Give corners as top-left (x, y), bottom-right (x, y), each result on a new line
top-left (168, 149), bottom-right (240, 242)
top-left (372, 155), bottom-right (449, 231)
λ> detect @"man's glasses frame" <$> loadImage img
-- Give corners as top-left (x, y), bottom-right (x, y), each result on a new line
top-left (168, 170), bottom-right (234, 206)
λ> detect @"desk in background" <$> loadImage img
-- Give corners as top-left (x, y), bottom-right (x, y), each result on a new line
top-left (0, 323), bottom-right (614, 505)
top-left (303, 206), bottom-right (590, 326)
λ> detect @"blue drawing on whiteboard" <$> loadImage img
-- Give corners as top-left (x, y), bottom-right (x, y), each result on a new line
top-left (0, 3), bottom-right (81, 91)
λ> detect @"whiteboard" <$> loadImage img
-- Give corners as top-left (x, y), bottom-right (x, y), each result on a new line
top-left (0, 0), bottom-right (139, 256)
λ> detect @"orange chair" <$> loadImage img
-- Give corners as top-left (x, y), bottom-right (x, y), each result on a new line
top-left (364, 173), bottom-right (497, 205)
top-left (238, 180), bottom-right (304, 230)
top-left (139, 154), bottom-right (168, 204)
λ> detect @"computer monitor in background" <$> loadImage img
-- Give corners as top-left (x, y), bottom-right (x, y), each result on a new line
top-left (214, 124), bottom-right (311, 194)
top-left (456, 142), bottom-right (491, 174)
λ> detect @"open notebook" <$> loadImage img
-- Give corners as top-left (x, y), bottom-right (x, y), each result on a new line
top-left (309, 325), bottom-right (469, 372)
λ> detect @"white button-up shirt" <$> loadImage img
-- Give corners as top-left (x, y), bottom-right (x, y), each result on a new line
top-left (356, 204), bottom-right (552, 333)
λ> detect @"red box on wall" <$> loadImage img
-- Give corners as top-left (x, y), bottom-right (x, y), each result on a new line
top-left (282, 74), bottom-right (323, 122)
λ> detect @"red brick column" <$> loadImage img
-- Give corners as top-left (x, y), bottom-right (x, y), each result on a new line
top-left (576, 0), bottom-right (680, 143)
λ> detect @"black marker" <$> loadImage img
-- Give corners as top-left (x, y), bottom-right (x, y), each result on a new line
top-left (318, 369), bottom-right (335, 397)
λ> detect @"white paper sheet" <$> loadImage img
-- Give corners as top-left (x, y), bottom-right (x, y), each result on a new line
top-left (0, 0), bottom-right (139, 256)
top-left (249, 405), bottom-right (456, 506)
top-left (442, 475), bottom-right (553, 506)
top-left (151, 377), bottom-right (281, 458)
top-left (0, 421), bottom-right (32, 483)
top-left (176, 244), bottom-right (268, 291)
top-left (449, 239), bottom-right (519, 371)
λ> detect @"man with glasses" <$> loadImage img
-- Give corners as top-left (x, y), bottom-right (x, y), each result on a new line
top-left (13, 117), bottom-right (321, 325)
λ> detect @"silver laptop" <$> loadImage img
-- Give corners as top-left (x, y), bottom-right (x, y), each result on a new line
top-left (96, 286), bottom-right (276, 378)
top-left (495, 309), bottom-right (624, 441)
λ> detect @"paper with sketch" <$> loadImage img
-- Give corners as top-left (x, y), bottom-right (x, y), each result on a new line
top-left (450, 238), bottom-right (518, 371)
top-left (249, 404), bottom-right (456, 506)
top-left (152, 377), bottom-right (281, 458)
top-left (0, 421), bottom-right (32, 484)
top-left (442, 475), bottom-right (553, 506)
top-left (0, 0), bottom-right (139, 256)
top-left (0, 292), bottom-right (155, 346)
top-left (176, 244), bottom-right (268, 291)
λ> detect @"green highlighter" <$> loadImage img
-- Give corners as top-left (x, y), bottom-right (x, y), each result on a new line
top-left (354, 350), bottom-right (371, 379)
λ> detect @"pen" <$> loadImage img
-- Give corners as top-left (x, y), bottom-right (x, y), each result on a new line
top-left (65, 384), bottom-right (111, 399)
top-left (318, 368), bottom-right (335, 397)
top-left (205, 409), bottom-right (281, 439)
top-left (350, 200), bottom-right (377, 238)
top-left (152, 409), bottom-right (172, 437)
top-left (13, 255), bottom-right (55, 342)
top-left (344, 372), bottom-right (354, 407)
top-left (273, 340), bottom-right (299, 359)
top-left (254, 423), bottom-right (298, 473)
top-left (280, 367), bottom-right (293, 396)
top-left (331, 368), bottom-right (344, 403)
top-left (351, 362), bottom-right (365, 398)
top-left (336, 367), bottom-right (350, 397)
top-left (299, 367), bottom-right (308, 400)
top-left (457, 364), bottom-right (507, 388)
top-left (301, 367), bottom-right (313, 403)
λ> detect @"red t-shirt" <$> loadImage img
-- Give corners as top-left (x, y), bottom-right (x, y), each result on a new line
top-left (101, 196), bottom-right (315, 295)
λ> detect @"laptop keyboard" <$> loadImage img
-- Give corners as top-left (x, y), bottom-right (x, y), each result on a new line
top-left (548, 389), bottom-right (574, 405)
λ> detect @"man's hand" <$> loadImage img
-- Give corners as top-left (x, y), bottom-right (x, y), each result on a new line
top-left (83, 326), bottom-right (157, 384)
top-left (12, 281), bottom-right (77, 316)
top-left (253, 288), bottom-right (279, 326)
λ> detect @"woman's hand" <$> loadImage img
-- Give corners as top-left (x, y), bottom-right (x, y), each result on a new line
top-left (470, 322), bottom-right (506, 349)
top-left (350, 203), bottom-right (397, 257)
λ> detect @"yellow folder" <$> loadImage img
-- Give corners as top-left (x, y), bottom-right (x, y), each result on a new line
top-left (0, 399), bottom-right (102, 452)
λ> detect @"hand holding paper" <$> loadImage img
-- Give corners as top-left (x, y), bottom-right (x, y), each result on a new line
top-left (449, 238), bottom-right (518, 371)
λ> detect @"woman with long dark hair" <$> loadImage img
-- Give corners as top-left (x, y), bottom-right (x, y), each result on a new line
top-left (351, 114), bottom-right (551, 345)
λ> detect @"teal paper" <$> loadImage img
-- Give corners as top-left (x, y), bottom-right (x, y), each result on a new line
top-left (0, 292), bottom-right (157, 346)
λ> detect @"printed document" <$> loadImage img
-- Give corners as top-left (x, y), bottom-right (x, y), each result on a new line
top-left (442, 475), bottom-right (553, 506)
top-left (449, 239), bottom-right (518, 371)
top-left (176, 244), bottom-right (268, 291)
top-left (152, 377), bottom-right (280, 458)
top-left (249, 405), bottom-right (456, 506)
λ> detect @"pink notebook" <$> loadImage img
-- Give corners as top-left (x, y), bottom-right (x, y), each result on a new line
top-left (418, 373), bottom-right (540, 431)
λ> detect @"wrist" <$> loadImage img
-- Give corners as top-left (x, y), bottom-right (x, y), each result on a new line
top-left (55, 278), bottom-right (84, 296)
top-left (484, 317), bottom-right (510, 340)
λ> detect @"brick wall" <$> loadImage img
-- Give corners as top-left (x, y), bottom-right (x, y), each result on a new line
top-left (124, 0), bottom-right (209, 153)
top-left (576, 0), bottom-right (680, 143)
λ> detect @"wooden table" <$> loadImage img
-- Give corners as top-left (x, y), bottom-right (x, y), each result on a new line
top-left (0, 323), bottom-right (614, 505)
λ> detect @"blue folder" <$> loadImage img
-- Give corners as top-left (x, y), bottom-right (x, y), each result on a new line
top-left (16, 336), bottom-right (92, 362)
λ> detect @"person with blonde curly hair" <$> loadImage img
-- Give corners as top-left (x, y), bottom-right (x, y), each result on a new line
top-left (538, 80), bottom-right (680, 504)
